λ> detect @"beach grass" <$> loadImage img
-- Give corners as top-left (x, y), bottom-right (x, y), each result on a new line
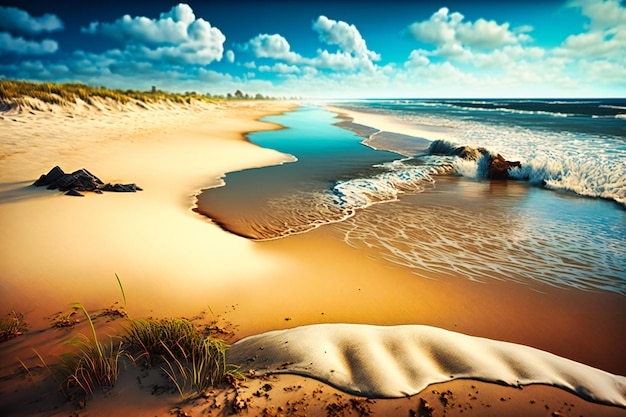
top-left (0, 79), bottom-right (221, 107)
top-left (49, 303), bottom-right (128, 398)
top-left (0, 311), bottom-right (28, 343)
top-left (27, 276), bottom-right (238, 401)
top-left (125, 317), bottom-right (237, 398)
top-left (0, 79), bottom-right (276, 109)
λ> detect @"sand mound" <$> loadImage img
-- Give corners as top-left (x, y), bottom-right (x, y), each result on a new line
top-left (229, 324), bottom-right (626, 408)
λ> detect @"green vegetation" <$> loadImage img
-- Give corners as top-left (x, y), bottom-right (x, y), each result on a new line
top-left (0, 311), bottom-right (28, 343)
top-left (48, 303), bottom-right (127, 398)
top-left (126, 317), bottom-right (236, 398)
top-left (0, 79), bottom-right (277, 109)
top-left (23, 275), bottom-right (238, 402)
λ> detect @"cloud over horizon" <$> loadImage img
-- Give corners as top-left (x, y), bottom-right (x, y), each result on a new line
top-left (0, 1), bottom-right (624, 97)
top-left (0, 6), bottom-right (63, 56)
top-left (82, 3), bottom-right (226, 65)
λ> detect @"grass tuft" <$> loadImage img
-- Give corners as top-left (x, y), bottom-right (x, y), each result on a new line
top-left (49, 303), bottom-right (128, 399)
top-left (125, 317), bottom-right (238, 398)
top-left (0, 311), bottom-right (28, 343)
top-left (21, 275), bottom-right (239, 402)
top-left (0, 79), bottom-right (237, 109)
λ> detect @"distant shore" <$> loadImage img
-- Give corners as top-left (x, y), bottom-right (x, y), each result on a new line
top-left (0, 95), bottom-right (624, 416)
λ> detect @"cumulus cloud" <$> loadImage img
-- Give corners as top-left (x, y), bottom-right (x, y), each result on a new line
top-left (312, 16), bottom-right (380, 61)
top-left (557, 0), bottom-right (626, 58)
top-left (571, 0), bottom-right (626, 30)
top-left (407, 7), bottom-right (524, 50)
top-left (258, 63), bottom-right (300, 73)
top-left (83, 3), bottom-right (225, 65)
top-left (241, 16), bottom-right (381, 74)
top-left (0, 32), bottom-right (58, 55)
top-left (0, 6), bottom-right (62, 56)
top-left (406, 7), bottom-right (461, 46)
top-left (226, 50), bottom-right (235, 63)
top-left (559, 31), bottom-right (622, 56)
top-left (404, 50), bottom-right (430, 68)
top-left (243, 33), bottom-right (302, 63)
top-left (0, 6), bottom-right (63, 35)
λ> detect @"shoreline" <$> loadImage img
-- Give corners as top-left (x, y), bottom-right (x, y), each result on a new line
top-left (325, 104), bottom-right (453, 143)
top-left (1, 98), bottom-right (625, 416)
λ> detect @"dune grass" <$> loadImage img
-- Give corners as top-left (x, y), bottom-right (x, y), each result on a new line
top-left (0, 311), bottom-right (28, 343)
top-left (0, 79), bottom-right (223, 108)
top-left (125, 316), bottom-right (237, 398)
top-left (30, 275), bottom-right (238, 401)
top-left (49, 303), bottom-right (128, 399)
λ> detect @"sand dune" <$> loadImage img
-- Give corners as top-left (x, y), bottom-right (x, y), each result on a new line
top-left (229, 323), bottom-right (626, 408)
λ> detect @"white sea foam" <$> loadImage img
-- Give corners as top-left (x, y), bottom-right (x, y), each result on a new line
top-left (410, 113), bottom-right (626, 206)
top-left (332, 159), bottom-right (452, 210)
top-left (337, 196), bottom-right (626, 294)
top-left (229, 324), bottom-right (626, 407)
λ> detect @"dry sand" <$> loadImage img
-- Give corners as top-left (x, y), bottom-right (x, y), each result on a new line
top-left (0, 98), bottom-right (624, 416)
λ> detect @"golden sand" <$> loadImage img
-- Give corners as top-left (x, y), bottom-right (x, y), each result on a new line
top-left (0, 99), bottom-right (624, 416)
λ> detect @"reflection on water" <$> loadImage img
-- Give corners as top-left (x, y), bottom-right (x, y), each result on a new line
top-left (195, 106), bottom-right (403, 239)
top-left (334, 177), bottom-right (626, 294)
top-left (196, 105), bottom-right (626, 295)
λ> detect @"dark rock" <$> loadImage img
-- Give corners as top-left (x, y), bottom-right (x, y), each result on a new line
top-left (33, 166), bottom-right (141, 195)
top-left (488, 154), bottom-right (510, 180)
top-left (114, 184), bottom-right (136, 192)
top-left (428, 139), bottom-right (522, 180)
top-left (65, 189), bottom-right (85, 197)
top-left (453, 145), bottom-right (483, 161)
top-left (33, 165), bottom-right (65, 187)
top-left (99, 183), bottom-right (141, 192)
top-left (33, 174), bottom-right (48, 187)
top-left (34, 166), bottom-right (104, 191)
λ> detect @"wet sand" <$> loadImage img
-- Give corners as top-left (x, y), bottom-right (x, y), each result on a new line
top-left (0, 99), bottom-right (624, 416)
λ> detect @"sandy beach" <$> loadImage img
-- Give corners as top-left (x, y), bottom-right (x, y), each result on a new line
top-left (1, 98), bottom-right (624, 416)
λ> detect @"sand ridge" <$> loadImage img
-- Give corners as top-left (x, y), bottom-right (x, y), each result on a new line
top-left (229, 323), bottom-right (626, 408)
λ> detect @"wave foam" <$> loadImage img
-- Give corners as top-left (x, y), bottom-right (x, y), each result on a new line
top-left (332, 159), bottom-right (452, 210)
top-left (229, 324), bottom-right (626, 408)
top-left (427, 136), bottom-right (626, 206)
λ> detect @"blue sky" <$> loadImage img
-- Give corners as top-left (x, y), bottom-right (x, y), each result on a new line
top-left (0, 0), bottom-right (624, 98)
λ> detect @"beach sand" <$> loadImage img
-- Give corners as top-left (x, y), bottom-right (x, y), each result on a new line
top-left (0, 99), bottom-right (624, 416)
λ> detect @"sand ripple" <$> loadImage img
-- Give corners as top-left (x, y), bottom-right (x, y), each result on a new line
top-left (229, 324), bottom-right (626, 408)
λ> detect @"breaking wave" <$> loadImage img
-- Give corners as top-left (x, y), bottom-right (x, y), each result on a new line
top-left (331, 158), bottom-right (452, 210)
top-left (425, 138), bottom-right (626, 206)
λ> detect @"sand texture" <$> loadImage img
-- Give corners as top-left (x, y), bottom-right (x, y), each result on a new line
top-left (230, 323), bottom-right (626, 408)
top-left (1, 97), bottom-right (625, 416)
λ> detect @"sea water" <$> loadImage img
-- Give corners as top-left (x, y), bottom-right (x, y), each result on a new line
top-left (195, 100), bottom-right (626, 294)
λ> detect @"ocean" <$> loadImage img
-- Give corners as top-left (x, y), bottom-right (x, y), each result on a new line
top-left (195, 99), bottom-right (626, 295)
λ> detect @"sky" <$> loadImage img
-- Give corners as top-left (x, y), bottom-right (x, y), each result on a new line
top-left (0, 0), bottom-right (625, 98)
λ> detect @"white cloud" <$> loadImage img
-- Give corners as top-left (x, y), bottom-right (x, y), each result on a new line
top-left (558, 31), bottom-right (623, 57)
top-left (0, 31), bottom-right (58, 55)
top-left (579, 58), bottom-right (626, 82)
top-left (309, 50), bottom-right (356, 71)
top-left (258, 63), bottom-right (300, 73)
top-left (457, 18), bottom-right (519, 49)
top-left (226, 50), bottom-right (235, 63)
top-left (83, 3), bottom-right (225, 65)
top-left (571, 0), bottom-right (626, 30)
top-left (406, 7), bottom-right (462, 46)
top-left (243, 33), bottom-right (302, 63)
top-left (0, 6), bottom-right (63, 35)
top-left (407, 7), bottom-right (525, 50)
top-left (242, 17), bottom-right (380, 73)
top-left (557, 0), bottom-right (626, 59)
top-left (312, 15), bottom-right (380, 61)
top-left (198, 68), bottom-right (233, 83)
top-left (404, 50), bottom-right (430, 68)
